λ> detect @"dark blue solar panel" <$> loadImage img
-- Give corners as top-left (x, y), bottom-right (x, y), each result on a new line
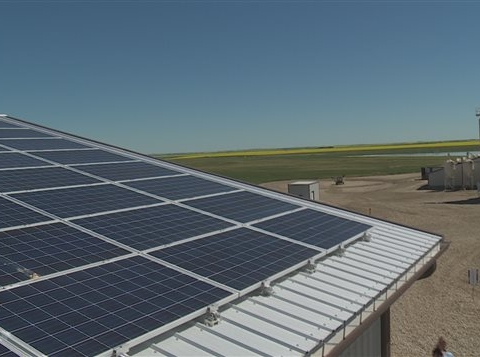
top-left (0, 197), bottom-right (52, 229)
top-left (0, 344), bottom-right (18, 357)
top-left (74, 162), bottom-right (179, 181)
top-left (0, 256), bottom-right (230, 357)
top-left (183, 191), bottom-right (299, 223)
top-left (0, 146), bottom-right (11, 152)
top-left (0, 138), bottom-right (90, 150)
top-left (124, 175), bottom-right (237, 200)
top-left (0, 223), bottom-right (129, 287)
top-left (150, 228), bottom-right (319, 290)
top-left (253, 209), bottom-right (371, 249)
top-left (31, 149), bottom-right (134, 165)
top-left (72, 204), bottom-right (233, 250)
top-left (0, 152), bottom-right (51, 169)
top-left (0, 129), bottom-right (53, 138)
top-left (0, 167), bottom-right (100, 193)
top-left (0, 121), bottom-right (20, 129)
top-left (13, 184), bottom-right (162, 218)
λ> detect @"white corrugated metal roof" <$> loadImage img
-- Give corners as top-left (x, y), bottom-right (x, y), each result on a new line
top-left (131, 223), bottom-right (443, 357)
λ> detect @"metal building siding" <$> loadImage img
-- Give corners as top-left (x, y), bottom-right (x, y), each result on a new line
top-left (337, 317), bottom-right (381, 357)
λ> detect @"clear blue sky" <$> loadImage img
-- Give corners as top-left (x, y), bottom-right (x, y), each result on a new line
top-left (1, 1), bottom-right (480, 154)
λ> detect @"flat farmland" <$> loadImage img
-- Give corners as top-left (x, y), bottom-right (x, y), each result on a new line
top-left (159, 140), bottom-right (479, 184)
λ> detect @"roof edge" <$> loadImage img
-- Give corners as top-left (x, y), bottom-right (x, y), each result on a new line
top-left (322, 240), bottom-right (450, 357)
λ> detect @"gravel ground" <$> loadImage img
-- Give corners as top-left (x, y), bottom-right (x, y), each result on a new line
top-left (262, 173), bottom-right (480, 357)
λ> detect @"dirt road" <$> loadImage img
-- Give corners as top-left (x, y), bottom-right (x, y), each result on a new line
top-left (262, 173), bottom-right (480, 357)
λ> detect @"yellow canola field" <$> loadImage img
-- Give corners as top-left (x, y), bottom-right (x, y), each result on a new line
top-left (171, 140), bottom-right (479, 159)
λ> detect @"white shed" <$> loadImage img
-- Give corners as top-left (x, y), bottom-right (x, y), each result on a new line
top-left (288, 180), bottom-right (320, 201)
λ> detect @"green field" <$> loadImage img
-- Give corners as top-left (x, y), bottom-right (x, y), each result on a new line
top-left (156, 140), bottom-right (479, 184)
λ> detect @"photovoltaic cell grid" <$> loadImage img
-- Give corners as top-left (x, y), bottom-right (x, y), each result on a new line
top-left (0, 138), bottom-right (90, 151)
top-left (31, 149), bottom-right (135, 165)
top-left (0, 223), bottom-right (129, 287)
top-left (150, 228), bottom-right (320, 290)
top-left (73, 204), bottom-right (233, 250)
top-left (0, 116), bottom-right (378, 356)
top-left (0, 129), bottom-right (53, 138)
top-left (183, 190), bottom-right (300, 222)
top-left (0, 120), bottom-right (20, 128)
top-left (73, 161), bottom-right (179, 181)
top-left (0, 167), bottom-right (100, 193)
top-left (124, 175), bottom-right (238, 200)
top-left (0, 197), bottom-right (52, 229)
top-left (13, 184), bottom-right (163, 219)
top-left (0, 152), bottom-right (51, 169)
top-left (0, 256), bottom-right (231, 357)
top-left (254, 209), bottom-right (372, 249)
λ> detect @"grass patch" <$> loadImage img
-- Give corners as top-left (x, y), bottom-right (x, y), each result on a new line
top-left (155, 140), bottom-right (479, 184)
top-left (158, 154), bottom-right (449, 184)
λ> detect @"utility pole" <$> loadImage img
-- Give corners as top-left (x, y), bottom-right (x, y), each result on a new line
top-left (476, 107), bottom-right (480, 149)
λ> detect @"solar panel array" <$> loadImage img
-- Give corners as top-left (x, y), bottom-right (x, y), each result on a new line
top-left (0, 116), bottom-right (371, 356)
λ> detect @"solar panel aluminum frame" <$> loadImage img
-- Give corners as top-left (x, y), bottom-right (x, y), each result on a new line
top-left (0, 261), bottom-right (238, 357)
top-left (0, 152), bottom-right (54, 171)
top-left (0, 117), bottom-right (72, 141)
top-left (0, 195), bottom-right (147, 283)
top-left (0, 326), bottom-right (47, 357)
top-left (0, 115), bottom-right (405, 357)
top-left (234, 249), bottom-right (328, 296)
top-left (0, 252), bottom-right (240, 356)
top-left (0, 118), bottom-right (137, 164)
top-left (91, 291), bottom-right (238, 357)
top-left (146, 228), bottom-right (328, 296)
top-left (0, 115), bottom-right (379, 285)
top-left (1, 116), bottom-right (248, 197)
top-left (149, 243), bottom-right (325, 296)
top-left (0, 192), bottom-right (247, 296)
top-left (0, 194), bottom-right (61, 233)
top-left (2, 115), bottom-right (350, 216)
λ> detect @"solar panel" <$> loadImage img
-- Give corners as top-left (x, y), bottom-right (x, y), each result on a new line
top-left (0, 167), bottom-right (100, 193)
top-left (72, 204), bottom-right (233, 250)
top-left (0, 344), bottom-right (18, 357)
top-left (253, 209), bottom-right (371, 249)
top-left (0, 197), bottom-right (52, 229)
top-left (0, 129), bottom-right (53, 138)
top-left (0, 138), bottom-right (90, 151)
top-left (124, 175), bottom-right (238, 200)
top-left (150, 228), bottom-right (319, 290)
top-left (0, 152), bottom-right (51, 169)
top-left (0, 116), bottom-right (385, 356)
top-left (0, 223), bottom-right (129, 287)
top-left (0, 121), bottom-right (20, 129)
top-left (13, 184), bottom-right (163, 218)
top-left (0, 256), bottom-right (231, 357)
top-left (183, 191), bottom-right (299, 222)
top-left (31, 149), bottom-right (134, 165)
top-left (73, 161), bottom-right (179, 181)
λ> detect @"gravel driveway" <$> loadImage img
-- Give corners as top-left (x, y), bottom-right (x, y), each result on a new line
top-left (262, 173), bottom-right (480, 357)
